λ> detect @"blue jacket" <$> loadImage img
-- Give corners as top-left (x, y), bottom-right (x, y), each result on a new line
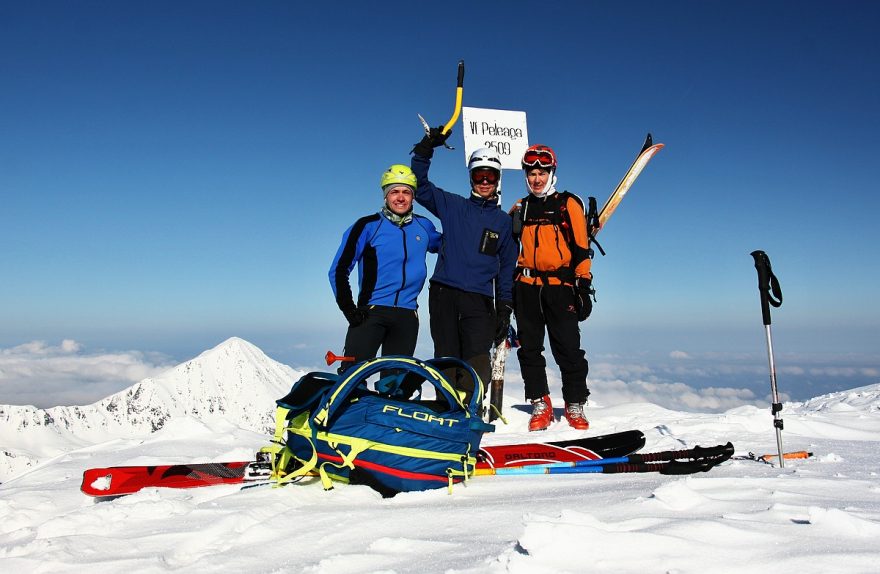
top-left (411, 154), bottom-right (516, 301)
top-left (329, 210), bottom-right (441, 311)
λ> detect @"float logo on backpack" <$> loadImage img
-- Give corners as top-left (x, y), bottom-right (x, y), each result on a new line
top-left (381, 404), bottom-right (461, 428)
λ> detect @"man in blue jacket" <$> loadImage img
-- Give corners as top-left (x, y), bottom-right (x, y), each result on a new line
top-left (411, 131), bottom-right (517, 401)
top-left (329, 165), bottom-right (441, 369)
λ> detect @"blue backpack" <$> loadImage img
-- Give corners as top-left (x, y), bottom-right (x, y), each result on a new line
top-left (264, 356), bottom-right (493, 496)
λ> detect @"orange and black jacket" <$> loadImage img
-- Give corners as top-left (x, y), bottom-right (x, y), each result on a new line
top-left (511, 191), bottom-right (592, 286)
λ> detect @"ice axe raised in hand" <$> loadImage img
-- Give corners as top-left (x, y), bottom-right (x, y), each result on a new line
top-left (417, 60), bottom-right (464, 150)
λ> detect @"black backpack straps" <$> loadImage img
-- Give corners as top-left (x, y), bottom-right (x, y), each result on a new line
top-left (313, 356), bottom-right (467, 428)
top-left (509, 198), bottom-right (524, 240)
top-left (277, 372), bottom-right (339, 414)
top-left (559, 191), bottom-right (597, 267)
top-left (586, 196), bottom-right (605, 256)
top-left (556, 191), bottom-right (575, 243)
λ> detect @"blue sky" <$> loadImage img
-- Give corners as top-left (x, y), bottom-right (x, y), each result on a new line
top-left (2, 1), bottom-right (879, 407)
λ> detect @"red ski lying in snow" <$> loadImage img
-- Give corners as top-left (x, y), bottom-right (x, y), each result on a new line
top-left (81, 430), bottom-right (646, 497)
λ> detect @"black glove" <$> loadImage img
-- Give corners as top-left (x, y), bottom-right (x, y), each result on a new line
top-left (494, 300), bottom-right (513, 346)
top-left (575, 278), bottom-right (594, 321)
top-left (412, 126), bottom-right (450, 159)
top-left (342, 305), bottom-right (368, 328)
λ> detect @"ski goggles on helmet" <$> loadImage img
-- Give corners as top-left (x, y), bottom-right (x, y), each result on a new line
top-left (522, 146), bottom-right (557, 169)
top-left (470, 167), bottom-right (500, 184)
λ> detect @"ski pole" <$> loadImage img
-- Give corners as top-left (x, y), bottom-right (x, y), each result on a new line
top-left (474, 442), bottom-right (732, 473)
top-left (751, 250), bottom-right (785, 467)
top-left (474, 443), bottom-right (733, 476)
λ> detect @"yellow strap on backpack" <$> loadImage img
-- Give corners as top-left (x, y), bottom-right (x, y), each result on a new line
top-left (316, 437), bottom-right (376, 490)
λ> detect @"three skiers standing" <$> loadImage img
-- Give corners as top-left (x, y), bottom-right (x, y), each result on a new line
top-left (328, 135), bottom-right (594, 432)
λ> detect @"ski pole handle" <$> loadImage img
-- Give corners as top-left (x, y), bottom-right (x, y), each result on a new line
top-left (751, 250), bottom-right (782, 326)
top-left (442, 60), bottom-right (464, 135)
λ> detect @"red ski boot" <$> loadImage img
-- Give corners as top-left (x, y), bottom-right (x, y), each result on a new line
top-left (564, 402), bottom-right (590, 430)
top-left (528, 395), bottom-right (553, 431)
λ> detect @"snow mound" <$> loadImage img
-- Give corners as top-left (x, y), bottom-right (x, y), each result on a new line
top-left (794, 383), bottom-right (880, 414)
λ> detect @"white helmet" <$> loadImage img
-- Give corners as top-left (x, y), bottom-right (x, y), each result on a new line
top-left (468, 147), bottom-right (502, 173)
top-left (467, 147), bottom-right (502, 197)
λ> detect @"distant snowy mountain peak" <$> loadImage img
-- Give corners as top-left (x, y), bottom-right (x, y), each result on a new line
top-left (98, 336), bottom-right (301, 435)
top-left (0, 337), bottom-right (305, 481)
top-left (797, 383), bottom-right (880, 413)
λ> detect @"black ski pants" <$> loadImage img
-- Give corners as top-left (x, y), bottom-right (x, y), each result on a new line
top-left (514, 281), bottom-right (589, 404)
top-left (428, 282), bottom-right (495, 400)
top-left (342, 305), bottom-right (419, 366)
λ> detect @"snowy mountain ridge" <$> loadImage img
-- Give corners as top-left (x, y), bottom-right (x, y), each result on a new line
top-left (0, 337), bottom-right (304, 481)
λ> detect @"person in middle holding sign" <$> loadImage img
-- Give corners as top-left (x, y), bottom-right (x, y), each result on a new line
top-left (510, 144), bottom-right (594, 431)
top-left (410, 128), bottom-right (517, 404)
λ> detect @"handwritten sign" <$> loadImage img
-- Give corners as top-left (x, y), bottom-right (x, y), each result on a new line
top-left (461, 107), bottom-right (529, 170)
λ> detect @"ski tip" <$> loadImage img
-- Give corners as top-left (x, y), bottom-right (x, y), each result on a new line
top-left (640, 133), bottom-right (665, 154)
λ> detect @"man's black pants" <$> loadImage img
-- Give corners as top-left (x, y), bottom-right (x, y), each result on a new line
top-left (343, 305), bottom-right (419, 364)
top-left (514, 282), bottom-right (589, 405)
top-left (428, 282), bottom-right (495, 400)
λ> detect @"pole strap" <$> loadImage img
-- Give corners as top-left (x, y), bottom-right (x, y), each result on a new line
top-left (751, 250), bottom-right (783, 325)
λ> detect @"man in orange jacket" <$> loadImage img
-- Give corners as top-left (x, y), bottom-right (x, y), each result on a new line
top-left (510, 145), bottom-right (593, 431)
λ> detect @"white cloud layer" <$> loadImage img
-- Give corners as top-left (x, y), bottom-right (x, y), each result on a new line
top-left (2, 340), bottom-right (877, 412)
top-left (507, 362), bottom-right (768, 413)
top-left (503, 348), bottom-right (878, 412)
top-left (0, 340), bottom-right (175, 408)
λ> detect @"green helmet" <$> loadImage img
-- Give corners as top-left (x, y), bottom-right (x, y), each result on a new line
top-left (380, 164), bottom-right (417, 195)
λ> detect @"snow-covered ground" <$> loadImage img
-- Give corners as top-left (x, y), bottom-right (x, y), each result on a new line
top-left (1, 339), bottom-right (879, 573)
